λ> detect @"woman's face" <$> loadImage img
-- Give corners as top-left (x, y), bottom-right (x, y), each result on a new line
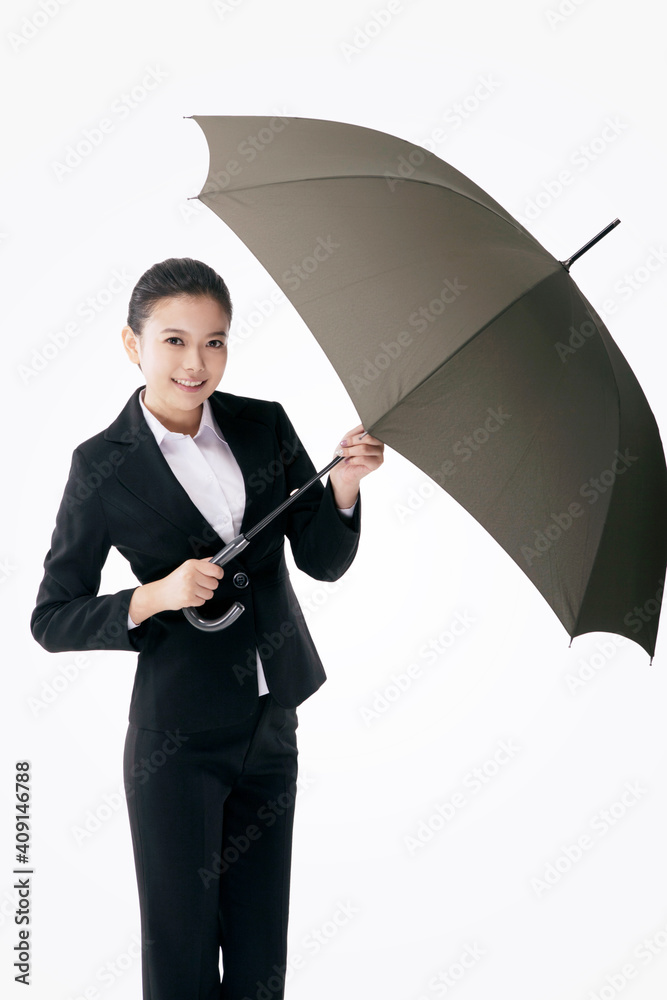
top-left (122, 294), bottom-right (230, 429)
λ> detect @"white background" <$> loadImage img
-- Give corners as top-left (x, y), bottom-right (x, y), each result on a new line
top-left (3, 1), bottom-right (667, 998)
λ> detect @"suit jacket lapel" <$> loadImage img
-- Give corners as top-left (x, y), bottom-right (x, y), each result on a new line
top-left (104, 386), bottom-right (277, 548)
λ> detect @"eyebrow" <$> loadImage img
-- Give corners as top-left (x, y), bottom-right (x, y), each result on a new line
top-left (160, 327), bottom-right (229, 337)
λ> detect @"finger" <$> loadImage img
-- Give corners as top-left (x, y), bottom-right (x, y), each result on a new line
top-left (342, 441), bottom-right (385, 458)
top-left (347, 428), bottom-right (367, 443)
top-left (192, 585), bottom-right (216, 604)
top-left (349, 430), bottom-right (384, 448)
top-left (198, 568), bottom-right (223, 587)
top-left (202, 560), bottom-right (225, 577)
top-left (197, 572), bottom-right (221, 593)
top-left (336, 429), bottom-right (383, 455)
top-left (342, 457), bottom-right (383, 472)
top-left (337, 425), bottom-right (364, 447)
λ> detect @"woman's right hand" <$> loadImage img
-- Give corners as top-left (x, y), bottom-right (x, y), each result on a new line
top-left (129, 559), bottom-right (224, 624)
top-left (156, 558), bottom-right (225, 611)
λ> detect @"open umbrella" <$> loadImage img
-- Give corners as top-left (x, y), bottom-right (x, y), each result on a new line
top-left (185, 114), bottom-right (667, 659)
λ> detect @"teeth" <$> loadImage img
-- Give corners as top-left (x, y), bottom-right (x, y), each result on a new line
top-left (174, 379), bottom-right (204, 386)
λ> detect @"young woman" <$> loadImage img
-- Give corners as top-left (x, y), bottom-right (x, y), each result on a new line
top-left (31, 257), bottom-right (384, 1000)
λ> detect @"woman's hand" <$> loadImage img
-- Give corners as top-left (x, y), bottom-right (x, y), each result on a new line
top-left (328, 424), bottom-right (384, 508)
top-left (129, 558), bottom-right (224, 624)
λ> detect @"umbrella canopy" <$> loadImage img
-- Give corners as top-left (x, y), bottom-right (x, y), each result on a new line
top-left (190, 115), bottom-right (667, 658)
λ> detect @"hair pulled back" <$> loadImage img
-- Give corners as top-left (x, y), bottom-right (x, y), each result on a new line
top-left (126, 258), bottom-right (233, 335)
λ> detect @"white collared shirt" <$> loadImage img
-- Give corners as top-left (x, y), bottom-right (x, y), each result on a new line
top-left (128, 388), bottom-right (357, 697)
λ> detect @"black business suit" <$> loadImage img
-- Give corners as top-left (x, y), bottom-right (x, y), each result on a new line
top-left (30, 385), bottom-right (361, 998)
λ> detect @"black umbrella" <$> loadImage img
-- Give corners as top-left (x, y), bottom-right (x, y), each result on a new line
top-left (184, 114), bottom-right (667, 659)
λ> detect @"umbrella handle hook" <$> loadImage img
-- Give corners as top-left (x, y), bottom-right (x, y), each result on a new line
top-left (182, 534), bottom-right (250, 632)
top-left (182, 601), bottom-right (245, 631)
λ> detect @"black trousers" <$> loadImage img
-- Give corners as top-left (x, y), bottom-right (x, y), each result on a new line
top-left (123, 693), bottom-right (299, 1000)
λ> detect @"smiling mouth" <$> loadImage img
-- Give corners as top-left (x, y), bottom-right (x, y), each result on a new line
top-left (172, 378), bottom-right (206, 387)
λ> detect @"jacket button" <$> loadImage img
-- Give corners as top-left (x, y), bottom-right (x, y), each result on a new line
top-left (233, 572), bottom-right (249, 589)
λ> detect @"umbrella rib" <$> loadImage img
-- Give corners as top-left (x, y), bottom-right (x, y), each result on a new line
top-left (365, 265), bottom-right (566, 432)
top-left (199, 174), bottom-right (547, 253)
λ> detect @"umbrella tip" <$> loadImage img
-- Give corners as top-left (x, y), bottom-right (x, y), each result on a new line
top-left (560, 218), bottom-right (621, 271)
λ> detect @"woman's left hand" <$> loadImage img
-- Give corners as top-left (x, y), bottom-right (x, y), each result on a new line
top-left (328, 424), bottom-right (384, 508)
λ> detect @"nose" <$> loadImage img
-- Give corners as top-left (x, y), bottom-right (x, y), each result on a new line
top-left (184, 351), bottom-right (206, 374)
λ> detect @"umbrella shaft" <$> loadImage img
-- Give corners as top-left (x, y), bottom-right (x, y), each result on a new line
top-left (245, 428), bottom-right (368, 540)
top-left (246, 455), bottom-right (344, 540)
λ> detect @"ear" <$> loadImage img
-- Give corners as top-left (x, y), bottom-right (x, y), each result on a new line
top-left (121, 325), bottom-right (141, 364)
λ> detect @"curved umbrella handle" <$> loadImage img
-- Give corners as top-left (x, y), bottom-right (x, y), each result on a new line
top-left (182, 600), bottom-right (246, 631)
top-left (182, 533), bottom-right (250, 633)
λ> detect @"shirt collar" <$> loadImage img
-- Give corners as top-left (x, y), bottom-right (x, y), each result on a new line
top-left (139, 387), bottom-right (226, 446)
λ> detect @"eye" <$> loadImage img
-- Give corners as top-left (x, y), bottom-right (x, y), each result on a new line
top-left (164, 337), bottom-right (227, 347)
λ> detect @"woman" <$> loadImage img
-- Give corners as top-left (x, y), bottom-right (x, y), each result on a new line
top-left (30, 257), bottom-right (384, 1000)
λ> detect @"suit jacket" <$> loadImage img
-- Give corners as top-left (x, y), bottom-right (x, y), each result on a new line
top-left (30, 386), bottom-right (361, 730)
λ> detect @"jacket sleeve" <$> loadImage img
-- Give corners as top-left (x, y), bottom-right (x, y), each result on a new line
top-left (30, 447), bottom-right (151, 654)
top-left (274, 401), bottom-right (361, 581)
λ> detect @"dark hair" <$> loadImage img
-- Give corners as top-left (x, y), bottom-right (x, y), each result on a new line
top-left (127, 258), bottom-right (233, 335)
